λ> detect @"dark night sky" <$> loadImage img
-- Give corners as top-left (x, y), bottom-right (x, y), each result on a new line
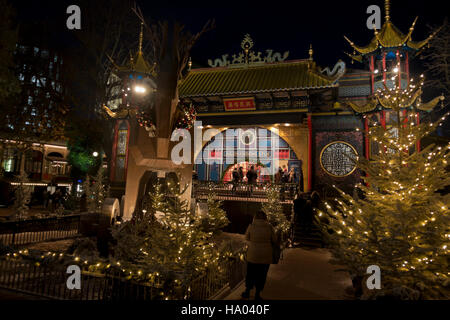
top-left (13, 0), bottom-right (447, 69)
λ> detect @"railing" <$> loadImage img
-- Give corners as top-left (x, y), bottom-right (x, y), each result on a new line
top-left (0, 259), bottom-right (162, 300)
top-left (193, 181), bottom-right (300, 203)
top-left (188, 252), bottom-right (246, 300)
top-left (0, 251), bottom-right (246, 300)
top-left (0, 214), bottom-right (82, 247)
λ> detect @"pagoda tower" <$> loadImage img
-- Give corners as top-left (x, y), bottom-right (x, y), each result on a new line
top-left (343, 0), bottom-right (443, 156)
top-left (345, 0), bottom-right (438, 94)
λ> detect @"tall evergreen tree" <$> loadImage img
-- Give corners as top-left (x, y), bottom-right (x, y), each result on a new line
top-left (319, 79), bottom-right (450, 299)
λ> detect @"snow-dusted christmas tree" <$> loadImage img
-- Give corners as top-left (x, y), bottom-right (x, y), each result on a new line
top-left (319, 77), bottom-right (449, 299)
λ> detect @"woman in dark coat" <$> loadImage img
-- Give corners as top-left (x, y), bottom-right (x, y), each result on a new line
top-left (242, 211), bottom-right (277, 300)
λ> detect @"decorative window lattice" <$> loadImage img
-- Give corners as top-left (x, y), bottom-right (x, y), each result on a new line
top-left (320, 141), bottom-right (358, 177)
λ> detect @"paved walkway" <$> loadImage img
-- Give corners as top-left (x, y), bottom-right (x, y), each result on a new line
top-left (224, 247), bottom-right (353, 300)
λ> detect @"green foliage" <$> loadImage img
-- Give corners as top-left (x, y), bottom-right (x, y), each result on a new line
top-left (112, 181), bottom-right (223, 288)
top-left (318, 81), bottom-right (450, 299)
top-left (262, 185), bottom-right (291, 240)
top-left (12, 171), bottom-right (32, 220)
top-left (82, 167), bottom-right (109, 213)
top-left (197, 194), bottom-right (229, 235)
top-left (66, 238), bottom-right (100, 262)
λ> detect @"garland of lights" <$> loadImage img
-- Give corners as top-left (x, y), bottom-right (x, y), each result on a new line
top-left (136, 110), bottom-right (156, 133)
top-left (175, 103), bottom-right (197, 129)
top-left (1, 248), bottom-right (243, 300)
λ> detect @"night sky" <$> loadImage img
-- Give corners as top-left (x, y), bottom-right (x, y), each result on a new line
top-left (14, 0), bottom-right (447, 69)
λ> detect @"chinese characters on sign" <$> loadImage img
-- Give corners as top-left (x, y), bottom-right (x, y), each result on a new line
top-left (223, 97), bottom-right (256, 111)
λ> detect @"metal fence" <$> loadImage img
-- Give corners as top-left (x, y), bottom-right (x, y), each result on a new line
top-left (193, 181), bottom-right (299, 203)
top-left (0, 253), bottom-right (246, 300)
top-left (0, 214), bottom-right (82, 247)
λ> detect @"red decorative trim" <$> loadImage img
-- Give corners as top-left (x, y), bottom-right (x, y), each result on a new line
top-left (382, 52), bottom-right (386, 84)
top-left (307, 114), bottom-right (312, 191)
top-left (124, 120), bottom-right (131, 181)
top-left (110, 121), bottom-right (120, 181)
top-left (365, 117), bottom-right (370, 159)
top-left (397, 50), bottom-right (401, 89)
top-left (381, 110), bottom-right (386, 129)
top-left (370, 56), bottom-right (375, 94)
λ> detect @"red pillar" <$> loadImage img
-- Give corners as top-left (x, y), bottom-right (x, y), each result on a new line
top-left (370, 55), bottom-right (375, 94)
top-left (397, 50), bottom-right (401, 89)
top-left (382, 51), bottom-right (387, 84)
top-left (110, 121), bottom-right (119, 181)
top-left (124, 120), bottom-right (131, 181)
top-left (365, 117), bottom-right (370, 159)
top-left (307, 114), bottom-right (313, 192)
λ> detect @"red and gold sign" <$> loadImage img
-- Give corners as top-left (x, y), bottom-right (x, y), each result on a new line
top-left (223, 97), bottom-right (256, 111)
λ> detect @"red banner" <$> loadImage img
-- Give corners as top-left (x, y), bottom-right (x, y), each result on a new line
top-left (223, 97), bottom-right (256, 111)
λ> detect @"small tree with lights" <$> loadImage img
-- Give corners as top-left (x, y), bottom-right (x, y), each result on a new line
top-left (82, 166), bottom-right (109, 213)
top-left (319, 76), bottom-right (450, 299)
top-left (262, 185), bottom-right (291, 243)
top-left (12, 171), bottom-right (32, 220)
top-left (112, 180), bottom-right (228, 297)
top-left (197, 193), bottom-right (229, 235)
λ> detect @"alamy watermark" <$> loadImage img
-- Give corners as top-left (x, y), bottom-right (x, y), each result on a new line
top-left (170, 121), bottom-right (280, 175)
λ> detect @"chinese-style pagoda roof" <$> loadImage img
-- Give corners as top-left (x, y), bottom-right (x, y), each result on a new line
top-left (111, 22), bottom-right (156, 77)
top-left (345, 0), bottom-right (439, 62)
top-left (179, 60), bottom-right (341, 98)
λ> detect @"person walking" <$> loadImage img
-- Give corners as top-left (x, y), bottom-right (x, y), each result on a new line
top-left (42, 190), bottom-right (49, 209)
top-left (232, 167), bottom-right (240, 193)
top-left (246, 165), bottom-right (257, 195)
top-left (238, 166), bottom-right (244, 183)
top-left (274, 167), bottom-right (283, 184)
top-left (242, 211), bottom-right (277, 300)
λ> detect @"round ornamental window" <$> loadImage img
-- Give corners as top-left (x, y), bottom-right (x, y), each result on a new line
top-left (320, 141), bottom-right (358, 177)
top-left (240, 130), bottom-right (256, 146)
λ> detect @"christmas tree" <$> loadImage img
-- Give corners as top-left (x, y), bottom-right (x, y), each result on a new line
top-left (319, 77), bottom-right (450, 299)
top-left (112, 180), bottom-right (224, 292)
top-left (197, 193), bottom-right (229, 235)
top-left (262, 185), bottom-right (291, 242)
top-left (12, 171), bottom-right (32, 220)
top-left (82, 166), bottom-right (109, 213)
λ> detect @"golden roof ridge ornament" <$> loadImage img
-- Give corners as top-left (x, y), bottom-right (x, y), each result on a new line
top-left (138, 21), bottom-right (144, 55)
top-left (207, 34), bottom-right (289, 68)
top-left (344, 0), bottom-right (436, 61)
top-left (385, 0), bottom-right (390, 22)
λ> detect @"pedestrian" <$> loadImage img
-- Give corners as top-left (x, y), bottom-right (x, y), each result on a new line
top-left (80, 193), bottom-right (87, 212)
top-left (42, 190), bottom-right (49, 209)
top-left (246, 165), bottom-right (257, 195)
top-left (238, 166), bottom-right (244, 182)
top-left (274, 167), bottom-right (283, 184)
top-left (288, 168), bottom-right (297, 197)
top-left (232, 167), bottom-right (240, 193)
top-left (242, 211), bottom-right (277, 300)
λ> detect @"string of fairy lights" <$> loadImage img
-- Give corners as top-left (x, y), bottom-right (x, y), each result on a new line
top-left (1, 179), bottom-right (243, 299)
top-left (314, 72), bottom-right (450, 285)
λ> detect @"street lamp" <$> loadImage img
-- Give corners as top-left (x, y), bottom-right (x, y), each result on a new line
top-left (92, 151), bottom-right (99, 157)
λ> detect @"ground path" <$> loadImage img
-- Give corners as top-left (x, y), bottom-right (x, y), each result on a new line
top-left (224, 247), bottom-right (353, 300)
